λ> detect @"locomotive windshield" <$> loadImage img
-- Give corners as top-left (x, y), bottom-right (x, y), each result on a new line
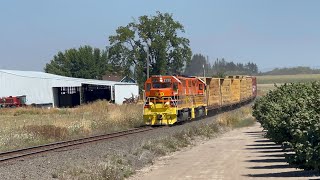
top-left (152, 83), bottom-right (171, 88)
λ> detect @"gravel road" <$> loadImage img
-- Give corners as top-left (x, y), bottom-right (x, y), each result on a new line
top-left (130, 123), bottom-right (320, 180)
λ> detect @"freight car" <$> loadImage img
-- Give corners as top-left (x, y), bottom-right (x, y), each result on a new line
top-left (143, 75), bottom-right (257, 125)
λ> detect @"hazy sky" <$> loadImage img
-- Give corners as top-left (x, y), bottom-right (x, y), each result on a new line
top-left (1, 0), bottom-right (319, 72)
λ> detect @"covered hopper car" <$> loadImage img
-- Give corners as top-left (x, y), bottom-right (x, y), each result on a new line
top-left (143, 75), bottom-right (257, 125)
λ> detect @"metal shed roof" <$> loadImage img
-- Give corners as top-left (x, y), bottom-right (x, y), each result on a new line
top-left (0, 69), bottom-right (136, 86)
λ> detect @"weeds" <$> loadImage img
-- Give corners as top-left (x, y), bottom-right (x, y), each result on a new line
top-left (217, 107), bottom-right (252, 127)
top-left (0, 100), bottom-right (144, 151)
top-left (233, 117), bottom-right (256, 128)
top-left (24, 125), bottom-right (69, 140)
top-left (1, 101), bottom-right (255, 179)
top-left (57, 106), bottom-right (255, 179)
top-left (59, 154), bottom-right (133, 180)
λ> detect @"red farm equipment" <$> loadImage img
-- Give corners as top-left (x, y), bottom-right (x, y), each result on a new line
top-left (0, 96), bottom-right (27, 108)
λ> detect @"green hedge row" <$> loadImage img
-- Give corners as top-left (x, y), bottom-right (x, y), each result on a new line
top-left (253, 82), bottom-right (320, 171)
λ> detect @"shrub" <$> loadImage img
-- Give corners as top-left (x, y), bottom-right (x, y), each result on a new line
top-left (253, 82), bottom-right (320, 171)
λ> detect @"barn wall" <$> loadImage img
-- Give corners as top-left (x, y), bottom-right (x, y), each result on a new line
top-left (114, 84), bottom-right (139, 104)
top-left (0, 72), bottom-right (79, 105)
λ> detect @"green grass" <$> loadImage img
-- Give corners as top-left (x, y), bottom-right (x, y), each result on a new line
top-left (257, 74), bottom-right (320, 84)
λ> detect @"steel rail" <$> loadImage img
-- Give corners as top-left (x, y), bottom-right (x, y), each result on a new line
top-left (0, 98), bottom-right (254, 164)
top-left (0, 127), bottom-right (155, 163)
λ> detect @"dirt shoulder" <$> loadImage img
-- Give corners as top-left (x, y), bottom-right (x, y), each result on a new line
top-left (129, 123), bottom-right (319, 180)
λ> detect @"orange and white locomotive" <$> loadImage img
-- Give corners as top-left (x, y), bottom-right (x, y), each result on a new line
top-left (143, 75), bottom-right (207, 125)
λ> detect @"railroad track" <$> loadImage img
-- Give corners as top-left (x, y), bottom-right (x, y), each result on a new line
top-left (0, 127), bottom-right (155, 163)
top-left (0, 100), bottom-right (254, 164)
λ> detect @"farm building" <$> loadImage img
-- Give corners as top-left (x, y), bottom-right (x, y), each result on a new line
top-left (0, 69), bottom-right (139, 107)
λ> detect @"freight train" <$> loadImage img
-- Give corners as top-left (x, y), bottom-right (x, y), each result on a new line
top-left (143, 75), bottom-right (257, 125)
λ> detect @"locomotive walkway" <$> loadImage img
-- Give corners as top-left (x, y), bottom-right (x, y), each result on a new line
top-left (130, 123), bottom-right (320, 180)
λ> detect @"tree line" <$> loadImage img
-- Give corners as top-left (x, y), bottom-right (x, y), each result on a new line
top-left (184, 54), bottom-right (258, 77)
top-left (261, 66), bottom-right (320, 75)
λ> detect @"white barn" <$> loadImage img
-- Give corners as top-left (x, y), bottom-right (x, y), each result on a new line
top-left (0, 69), bottom-right (139, 107)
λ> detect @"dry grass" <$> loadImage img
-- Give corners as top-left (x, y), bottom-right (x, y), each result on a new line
top-left (257, 74), bottom-right (320, 84)
top-left (257, 84), bottom-right (277, 97)
top-left (0, 100), bottom-right (143, 152)
top-left (217, 106), bottom-right (254, 127)
top-left (58, 154), bottom-right (133, 180)
top-left (55, 106), bottom-right (256, 179)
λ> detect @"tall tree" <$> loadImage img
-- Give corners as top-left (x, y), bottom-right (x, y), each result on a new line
top-left (45, 46), bottom-right (109, 79)
top-left (108, 12), bottom-right (192, 88)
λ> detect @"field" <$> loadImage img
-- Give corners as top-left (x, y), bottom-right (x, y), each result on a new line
top-left (257, 74), bottom-right (320, 84)
top-left (0, 101), bottom-right (143, 152)
top-left (256, 74), bottom-right (320, 96)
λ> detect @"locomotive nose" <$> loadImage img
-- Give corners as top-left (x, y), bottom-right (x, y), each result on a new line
top-left (150, 89), bottom-right (165, 97)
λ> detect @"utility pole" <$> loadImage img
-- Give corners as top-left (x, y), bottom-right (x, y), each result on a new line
top-left (146, 47), bottom-right (150, 79)
top-left (206, 55), bottom-right (209, 77)
top-left (203, 64), bottom-right (205, 78)
top-left (105, 46), bottom-right (110, 57)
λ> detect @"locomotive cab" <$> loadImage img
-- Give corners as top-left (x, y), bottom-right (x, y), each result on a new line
top-left (145, 76), bottom-right (179, 98)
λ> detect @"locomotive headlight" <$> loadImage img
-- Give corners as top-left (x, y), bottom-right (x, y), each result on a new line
top-left (164, 101), bottom-right (170, 108)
